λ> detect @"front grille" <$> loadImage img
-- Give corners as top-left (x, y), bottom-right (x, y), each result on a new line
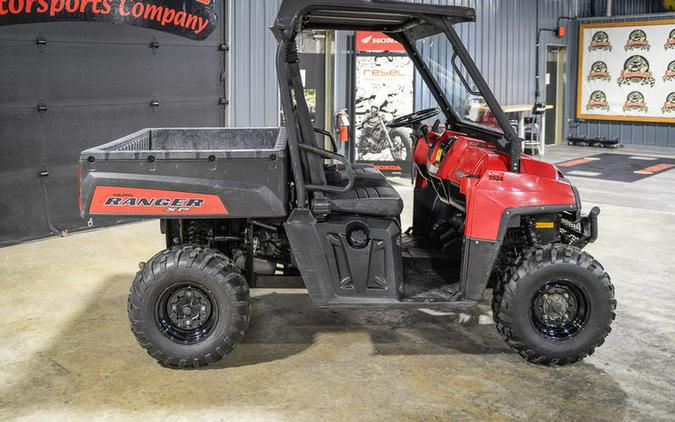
top-left (560, 213), bottom-right (586, 247)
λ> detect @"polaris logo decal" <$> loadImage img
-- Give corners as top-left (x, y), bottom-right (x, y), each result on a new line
top-left (89, 186), bottom-right (227, 215)
top-left (587, 61), bottom-right (611, 82)
top-left (663, 92), bottom-right (675, 114)
top-left (664, 60), bottom-right (675, 82)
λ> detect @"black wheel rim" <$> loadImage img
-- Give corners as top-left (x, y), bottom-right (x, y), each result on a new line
top-left (155, 282), bottom-right (218, 344)
top-left (530, 281), bottom-right (589, 340)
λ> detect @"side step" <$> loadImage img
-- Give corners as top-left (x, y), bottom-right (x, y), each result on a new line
top-left (314, 233), bottom-right (469, 308)
top-left (316, 298), bottom-right (477, 309)
top-left (400, 234), bottom-right (462, 303)
top-left (286, 211), bottom-right (471, 309)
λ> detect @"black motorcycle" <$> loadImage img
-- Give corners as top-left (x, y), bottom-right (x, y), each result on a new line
top-left (356, 104), bottom-right (412, 161)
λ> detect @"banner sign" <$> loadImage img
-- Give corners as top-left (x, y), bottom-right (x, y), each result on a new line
top-left (356, 31), bottom-right (405, 52)
top-left (354, 54), bottom-right (414, 176)
top-left (0, 0), bottom-right (217, 40)
top-left (577, 19), bottom-right (675, 123)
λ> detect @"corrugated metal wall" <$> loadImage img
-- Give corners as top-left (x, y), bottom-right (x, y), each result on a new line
top-left (229, 0), bottom-right (673, 146)
top-left (229, 0), bottom-right (282, 127)
top-left (406, 0), bottom-right (675, 147)
top-left (593, 0), bottom-right (666, 16)
top-left (413, 0), bottom-right (590, 111)
top-left (231, 0), bottom-right (586, 126)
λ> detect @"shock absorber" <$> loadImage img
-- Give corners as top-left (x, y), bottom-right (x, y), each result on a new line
top-left (524, 216), bottom-right (541, 247)
top-left (186, 220), bottom-right (211, 246)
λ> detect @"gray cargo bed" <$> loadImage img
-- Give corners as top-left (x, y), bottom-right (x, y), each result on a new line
top-left (79, 127), bottom-right (289, 219)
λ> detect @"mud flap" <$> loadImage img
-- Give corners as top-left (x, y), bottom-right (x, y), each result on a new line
top-left (460, 237), bottom-right (501, 302)
top-left (284, 209), bottom-right (335, 304)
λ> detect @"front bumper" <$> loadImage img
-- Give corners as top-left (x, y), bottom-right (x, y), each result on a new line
top-left (561, 206), bottom-right (600, 248)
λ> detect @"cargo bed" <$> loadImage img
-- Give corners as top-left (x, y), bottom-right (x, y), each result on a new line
top-left (79, 127), bottom-right (289, 218)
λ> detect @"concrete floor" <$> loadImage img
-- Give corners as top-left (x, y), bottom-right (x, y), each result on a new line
top-left (1, 145), bottom-right (675, 421)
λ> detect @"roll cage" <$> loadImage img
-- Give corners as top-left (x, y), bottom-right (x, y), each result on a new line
top-left (272, 0), bottom-right (522, 208)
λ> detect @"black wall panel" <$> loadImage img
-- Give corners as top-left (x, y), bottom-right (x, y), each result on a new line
top-left (0, 15), bottom-right (225, 246)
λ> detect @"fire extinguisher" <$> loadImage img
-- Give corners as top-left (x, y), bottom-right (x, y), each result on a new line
top-left (335, 109), bottom-right (350, 142)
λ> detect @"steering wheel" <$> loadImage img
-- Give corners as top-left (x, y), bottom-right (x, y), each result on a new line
top-left (387, 107), bottom-right (440, 128)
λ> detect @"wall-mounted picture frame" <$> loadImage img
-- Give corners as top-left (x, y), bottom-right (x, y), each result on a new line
top-left (576, 19), bottom-right (675, 123)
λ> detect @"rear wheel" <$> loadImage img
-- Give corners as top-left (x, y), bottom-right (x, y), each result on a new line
top-left (128, 246), bottom-right (250, 368)
top-left (492, 243), bottom-right (616, 365)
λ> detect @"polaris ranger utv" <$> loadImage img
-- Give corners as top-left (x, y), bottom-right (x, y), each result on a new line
top-left (79, 0), bottom-right (616, 368)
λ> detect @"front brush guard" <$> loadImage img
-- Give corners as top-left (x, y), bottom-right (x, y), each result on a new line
top-left (585, 206), bottom-right (600, 244)
top-left (562, 206), bottom-right (600, 248)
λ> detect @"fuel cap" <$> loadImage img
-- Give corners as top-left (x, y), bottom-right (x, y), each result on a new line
top-left (348, 228), bottom-right (369, 249)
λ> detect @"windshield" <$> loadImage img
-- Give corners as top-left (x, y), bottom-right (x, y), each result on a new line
top-left (416, 33), bottom-right (504, 134)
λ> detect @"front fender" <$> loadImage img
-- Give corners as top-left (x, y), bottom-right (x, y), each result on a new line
top-left (459, 170), bottom-right (579, 301)
top-left (463, 170), bottom-right (578, 241)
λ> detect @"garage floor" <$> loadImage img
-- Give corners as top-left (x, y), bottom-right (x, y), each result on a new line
top-left (1, 145), bottom-right (675, 421)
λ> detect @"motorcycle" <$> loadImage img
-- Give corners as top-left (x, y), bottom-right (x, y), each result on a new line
top-left (356, 103), bottom-right (412, 161)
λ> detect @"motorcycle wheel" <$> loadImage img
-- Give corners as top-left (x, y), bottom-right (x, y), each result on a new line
top-left (390, 128), bottom-right (412, 161)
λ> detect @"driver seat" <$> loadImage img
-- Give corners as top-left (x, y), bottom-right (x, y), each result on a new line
top-left (324, 162), bottom-right (386, 186)
top-left (323, 161), bottom-right (402, 217)
top-left (322, 159), bottom-right (402, 217)
top-left (322, 183), bottom-right (403, 217)
top-left (283, 50), bottom-right (402, 218)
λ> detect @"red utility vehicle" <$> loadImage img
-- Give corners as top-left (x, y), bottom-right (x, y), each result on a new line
top-left (78, 0), bottom-right (615, 368)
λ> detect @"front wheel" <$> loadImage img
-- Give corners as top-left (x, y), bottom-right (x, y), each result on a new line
top-left (128, 246), bottom-right (251, 368)
top-left (389, 128), bottom-right (412, 161)
top-left (492, 243), bottom-right (616, 365)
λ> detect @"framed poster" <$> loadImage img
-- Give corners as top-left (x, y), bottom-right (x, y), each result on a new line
top-left (576, 19), bottom-right (675, 123)
top-left (353, 32), bottom-right (414, 177)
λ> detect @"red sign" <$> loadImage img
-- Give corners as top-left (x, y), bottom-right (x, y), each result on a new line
top-left (356, 32), bottom-right (405, 52)
top-left (0, 0), bottom-right (216, 40)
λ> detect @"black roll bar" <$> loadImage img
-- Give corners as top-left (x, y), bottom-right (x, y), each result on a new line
top-left (313, 127), bottom-right (339, 152)
top-left (274, 36), bottom-right (309, 208)
top-left (297, 143), bottom-right (356, 193)
top-left (273, 1), bottom-right (523, 210)
top-left (389, 31), bottom-right (458, 126)
top-left (441, 19), bottom-right (522, 172)
top-left (451, 52), bottom-right (480, 96)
